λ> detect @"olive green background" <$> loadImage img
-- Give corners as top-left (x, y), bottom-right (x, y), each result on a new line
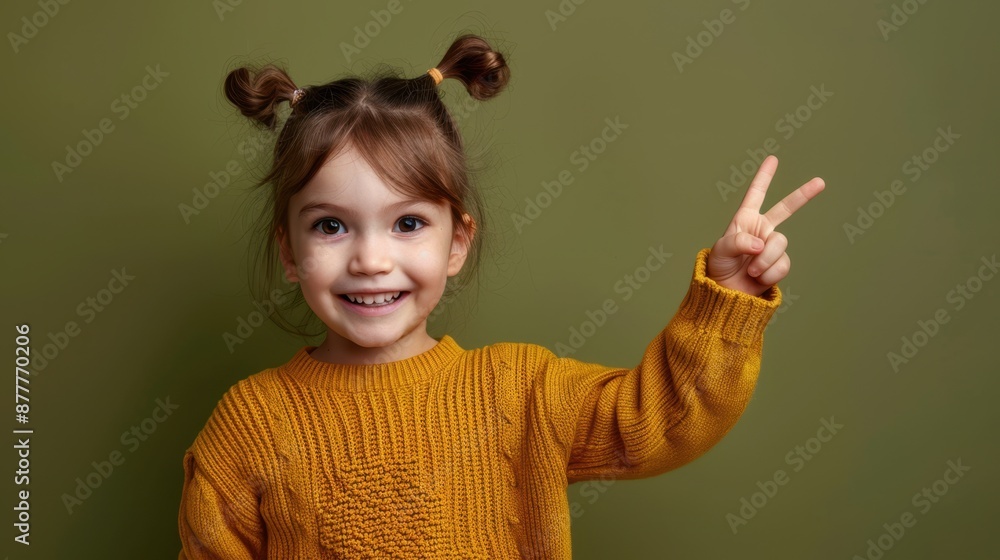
top-left (2, 0), bottom-right (997, 558)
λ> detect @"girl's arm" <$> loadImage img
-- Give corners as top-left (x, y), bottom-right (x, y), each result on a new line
top-left (178, 451), bottom-right (266, 559)
top-left (177, 384), bottom-right (268, 559)
top-left (550, 156), bottom-right (822, 482)
top-left (539, 247), bottom-right (782, 484)
top-left (493, 249), bottom-right (781, 483)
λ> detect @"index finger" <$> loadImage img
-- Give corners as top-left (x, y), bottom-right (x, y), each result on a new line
top-left (738, 155), bottom-right (779, 214)
top-left (763, 176), bottom-right (826, 228)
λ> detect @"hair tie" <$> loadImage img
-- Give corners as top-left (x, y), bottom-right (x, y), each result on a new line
top-left (427, 67), bottom-right (443, 85)
top-left (290, 88), bottom-right (305, 107)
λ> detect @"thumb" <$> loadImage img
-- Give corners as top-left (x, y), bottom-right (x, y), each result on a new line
top-left (712, 231), bottom-right (765, 260)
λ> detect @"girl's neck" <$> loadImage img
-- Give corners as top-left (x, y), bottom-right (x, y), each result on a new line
top-left (309, 329), bottom-right (440, 366)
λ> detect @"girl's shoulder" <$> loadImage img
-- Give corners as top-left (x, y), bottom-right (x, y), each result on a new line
top-left (188, 369), bottom-right (283, 475)
top-left (481, 339), bottom-right (554, 360)
top-left (479, 339), bottom-right (566, 381)
top-left (201, 363), bottom-right (291, 427)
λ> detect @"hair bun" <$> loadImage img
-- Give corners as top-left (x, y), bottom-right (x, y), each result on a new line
top-left (432, 34), bottom-right (510, 100)
top-left (223, 64), bottom-right (299, 129)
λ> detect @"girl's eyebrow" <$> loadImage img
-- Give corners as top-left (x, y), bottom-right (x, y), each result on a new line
top-left (298, 199), bottom-right (434, 218)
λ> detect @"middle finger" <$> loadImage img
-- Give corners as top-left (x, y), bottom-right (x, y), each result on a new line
top-left (763, 177), bottom-right (826, 228)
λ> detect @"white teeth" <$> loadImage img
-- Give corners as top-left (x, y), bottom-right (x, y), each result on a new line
top-left (345, 291), bottom-right (401, 305)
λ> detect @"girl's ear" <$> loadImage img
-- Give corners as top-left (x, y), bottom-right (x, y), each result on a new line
top-left (447, 213), bottom-right (476, 277)
top-left (277, 226), bottom-right (300, 283)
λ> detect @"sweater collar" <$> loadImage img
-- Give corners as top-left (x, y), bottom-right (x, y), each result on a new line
top-left (278, 335), bottom-right (464, 392)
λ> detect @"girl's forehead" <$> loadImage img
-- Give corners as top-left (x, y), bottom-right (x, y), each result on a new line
top-left (293, 186), bottom-right (447, 219)
top-left (299, 178), bottom-right (436, 205)
top-left (296, 148), bottom-right (450, 213)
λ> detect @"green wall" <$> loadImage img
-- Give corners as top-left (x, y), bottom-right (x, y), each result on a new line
top-left (2, 0), bottom-right (997, 558)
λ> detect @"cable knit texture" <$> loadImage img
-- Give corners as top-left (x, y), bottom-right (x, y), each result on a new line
top-left (177, 248), bottom-right (782, 559)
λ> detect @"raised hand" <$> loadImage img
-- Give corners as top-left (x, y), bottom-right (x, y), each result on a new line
top-left (706, 155), bottom-right (825, 297)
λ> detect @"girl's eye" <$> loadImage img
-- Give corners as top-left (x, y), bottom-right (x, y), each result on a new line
top-left (396, 216), bottom-right (426, 233)
top-left (315, 219), bottom-right (344, 235)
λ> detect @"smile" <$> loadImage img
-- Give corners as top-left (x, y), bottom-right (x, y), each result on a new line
top-left (339, 291), bottom-right (404, 306)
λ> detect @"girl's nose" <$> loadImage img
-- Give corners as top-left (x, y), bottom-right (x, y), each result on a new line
top-left (347, 234), bottom-right (394, 276)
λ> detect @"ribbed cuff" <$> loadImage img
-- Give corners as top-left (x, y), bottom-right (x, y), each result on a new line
top-left (675, 248), bottom-right (782, 345)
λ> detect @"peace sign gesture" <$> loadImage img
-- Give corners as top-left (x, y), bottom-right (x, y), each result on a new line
top-left (706, 156), bottom-right (825, 297)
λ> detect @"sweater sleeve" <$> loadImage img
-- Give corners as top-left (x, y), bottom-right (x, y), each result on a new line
top-left (542, 248), bottom-right (782, 484)
top-left (178, 381), bottom-right (269, 559)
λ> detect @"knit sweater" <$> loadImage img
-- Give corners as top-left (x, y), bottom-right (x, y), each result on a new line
top-left (177, 247), bottom-right (782, 559)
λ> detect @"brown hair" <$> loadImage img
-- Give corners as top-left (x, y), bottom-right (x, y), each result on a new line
top-left (222, 33), bottom-right (511, 338)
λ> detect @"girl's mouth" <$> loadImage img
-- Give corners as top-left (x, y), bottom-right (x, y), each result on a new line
top-left (339, 291), bottom-right (404, 306)
top-left (337, 291), bottom-right (409, 316)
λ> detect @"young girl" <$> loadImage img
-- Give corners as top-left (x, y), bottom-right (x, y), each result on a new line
top-left (177, 33), bottom-right (823, 559)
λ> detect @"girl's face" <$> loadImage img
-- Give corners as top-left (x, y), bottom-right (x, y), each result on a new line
top-left (277, 144), bottom-right (471, 364)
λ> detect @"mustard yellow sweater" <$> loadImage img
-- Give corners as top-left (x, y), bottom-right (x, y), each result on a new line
top-left (177, 248), bottom-right (781, 559)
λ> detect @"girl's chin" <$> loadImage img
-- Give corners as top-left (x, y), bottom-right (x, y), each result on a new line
top-left (348, 336), bottom-right (400, 349)
top-left (327, 328), bottom-right (413, 349)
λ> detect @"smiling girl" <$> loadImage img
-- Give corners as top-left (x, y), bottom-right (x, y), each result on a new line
top-left (177, 33), bottom-right (823, 559)
top-left (277, 144), bottom-right (472, 365)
